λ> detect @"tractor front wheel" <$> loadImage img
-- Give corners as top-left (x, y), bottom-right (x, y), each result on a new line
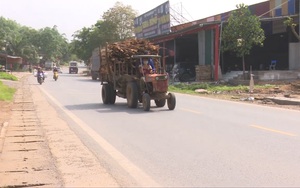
top-left (167, 93), bottom-right (176, 110)
top-left (142, 93), bottom-right (151, 111)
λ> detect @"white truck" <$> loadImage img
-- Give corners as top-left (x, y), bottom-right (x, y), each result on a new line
top-left (45, 61), bottom-right (56, 70)
top-left (90, 47), bottom-right (100, 80)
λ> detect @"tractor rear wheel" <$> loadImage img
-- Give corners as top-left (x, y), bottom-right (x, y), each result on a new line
top-left (126, 82), bottom-right (138, 108)
top-left (102, 84), bottom-right (111, 104)
top-left (109, 84), bottom-right (116, 104)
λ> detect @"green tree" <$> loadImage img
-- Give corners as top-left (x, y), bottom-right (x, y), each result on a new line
top-left (0, 17), bottom-right (41, 67)
top-left (0, 17), bottom-right (21, 56)
top-left (35, 26), bottom-right (69, 64)
top-left (70, 20), bottom-right (119, 63)
top-left (94, 20), bottom-right (119, 44)
top-left (0, 17), bottom-right (70, 67)
top-left (102, 1), bottom-right (137, 40)
top-left (70, 27), bottom-right (94, 62)
top-left (14, 27), bottom-right (40, 64)
top-left (70, 2), bottom-right (137, 63)
top-left (284, 17), bottom-right (300, 41)
top-left (222, 4), bottom-right (265, 78)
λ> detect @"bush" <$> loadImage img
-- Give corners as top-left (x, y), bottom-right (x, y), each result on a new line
top-left (0, 81), bottom-right (16, 101)
top-left (0, 72), bottom-right (18, 81)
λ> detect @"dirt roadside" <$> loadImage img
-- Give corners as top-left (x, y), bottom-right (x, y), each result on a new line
top-left (0, 73), bottom-right (119, 187)
top-left (199, 79), bottom-right (300, 111)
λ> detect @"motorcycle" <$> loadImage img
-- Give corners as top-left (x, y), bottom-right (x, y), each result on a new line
top-left (171, 62), bottom-right (196, 82)
top-left (53, 71), bottom-right (58, 81)
top-left (37, 73), bottom-right (44, 85)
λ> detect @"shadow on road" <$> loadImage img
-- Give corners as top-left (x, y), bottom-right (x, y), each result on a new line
top-left (64, 102), bottom-right (170, 114)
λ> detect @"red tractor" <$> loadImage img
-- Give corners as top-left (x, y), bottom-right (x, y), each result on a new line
top-left (100, 54), bottom-right (176, 111)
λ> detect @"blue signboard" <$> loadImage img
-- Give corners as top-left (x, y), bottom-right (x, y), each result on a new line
top-left (134, 1), bottom-right (170, 38)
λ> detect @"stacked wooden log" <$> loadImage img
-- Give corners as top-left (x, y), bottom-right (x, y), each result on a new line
top-left (101, 38), bottom-right (159, 64)
top-left (99, 38), bottom-right (159, 80)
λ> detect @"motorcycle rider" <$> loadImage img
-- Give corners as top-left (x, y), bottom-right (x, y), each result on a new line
top-left (37, 67), bottom-right (45, 81)
top-left (53, 66), bottom-right (58, 80)
top-left (53, 66), bottom-right (58, 73)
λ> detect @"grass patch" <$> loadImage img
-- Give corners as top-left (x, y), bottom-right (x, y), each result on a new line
top-left (0, 72), bottom-right (18, 81)
top-left (0, 81), bottom-right (16, 101)
top-left (169, 82), bottom-right (276, 94)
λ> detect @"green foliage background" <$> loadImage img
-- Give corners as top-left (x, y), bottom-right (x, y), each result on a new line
top-left (0, 2), bottom-right (138, 67)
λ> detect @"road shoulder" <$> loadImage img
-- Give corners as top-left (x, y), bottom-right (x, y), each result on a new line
top-left (0, 73), bottom-right (119, 187)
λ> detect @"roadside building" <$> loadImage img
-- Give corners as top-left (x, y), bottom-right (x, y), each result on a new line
top-left (135, 0), bottom-right (300, 81)
top-left (0, 53), bottom-right (22, 72)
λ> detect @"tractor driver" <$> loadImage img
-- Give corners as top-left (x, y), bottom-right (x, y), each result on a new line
top-left (147, 51), bottom-right (155, 73)
top-left (139, 58), bottom-right (153, 75)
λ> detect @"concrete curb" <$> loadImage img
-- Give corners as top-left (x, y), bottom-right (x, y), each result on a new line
top-left (0, 122), bottom-right (8, 153)
top-left (266, 97), bottom-right (300, 106)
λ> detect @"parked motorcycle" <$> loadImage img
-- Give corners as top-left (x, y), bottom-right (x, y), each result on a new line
top-left (53, 71), bottom-right (58, 81)
top-left (37, 73), bottom-right (44, 85)
top-left (171, 62), bottom-right (196, 82)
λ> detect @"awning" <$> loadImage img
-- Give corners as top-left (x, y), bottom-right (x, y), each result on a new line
top-left (0, 53), bottom-right (22, 64)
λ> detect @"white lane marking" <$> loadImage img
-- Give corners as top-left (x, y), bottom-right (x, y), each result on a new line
top-left (39, 87), bottom-right (160, 187)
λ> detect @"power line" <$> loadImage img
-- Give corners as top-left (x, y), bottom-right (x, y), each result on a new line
top-left (258, 0), bottom-right (289, 18)
top-left (169, 2), bottom-right (192, 26)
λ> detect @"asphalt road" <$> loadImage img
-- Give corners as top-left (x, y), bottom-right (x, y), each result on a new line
top-left (31, 69), bottom-right (300, 187)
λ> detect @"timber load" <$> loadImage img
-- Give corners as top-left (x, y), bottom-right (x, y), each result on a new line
top-left (100, 38), bottom-right (159, 76)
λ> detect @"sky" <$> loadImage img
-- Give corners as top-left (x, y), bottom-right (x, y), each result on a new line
top-left (0, 0), bottom-right (267, 41)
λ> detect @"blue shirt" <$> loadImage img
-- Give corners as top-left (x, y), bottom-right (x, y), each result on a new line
top-left (148, 58), bottom-right (155, 71)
